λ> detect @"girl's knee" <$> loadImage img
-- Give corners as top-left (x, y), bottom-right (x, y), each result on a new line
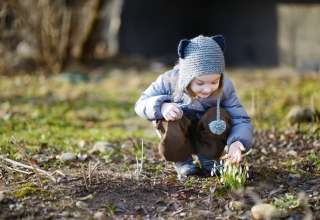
top-left (155, 117), bottom-right (194, 162)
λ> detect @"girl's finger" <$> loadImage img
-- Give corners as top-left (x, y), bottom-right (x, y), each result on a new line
top-left (172, 107), bottom-right (182, 116)
top-left (235, 155), bottom-right (240, 164)
top-left (176, 111), bottom-right (183, 119)
top-left (232, 155), bottom-right (239, 164)
top-left (164, 113), bottom-right (173, 121)
top-left (167, 116), bottom-right (174, 121)
top-left (172, 104), bottom-right (182, 112)
top-left (169, 111), bottom-right (177, 119)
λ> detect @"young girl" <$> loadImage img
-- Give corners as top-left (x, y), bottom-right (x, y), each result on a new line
top-left (135, 35), bottom-right (253, 178)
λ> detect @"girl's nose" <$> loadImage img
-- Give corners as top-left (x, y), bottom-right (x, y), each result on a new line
top-left (203, 86), bottom-right (212, 93)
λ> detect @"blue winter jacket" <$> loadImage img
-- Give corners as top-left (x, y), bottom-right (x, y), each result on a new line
top-left (134, 68), bottom-right (253, 151)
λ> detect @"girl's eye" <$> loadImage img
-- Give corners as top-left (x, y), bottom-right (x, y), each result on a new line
top-left (196, 82), bottom-right (204, 85)
top-left (211, 81), bottom-right (219, 85)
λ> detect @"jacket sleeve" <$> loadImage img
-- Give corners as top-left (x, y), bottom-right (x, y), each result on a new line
top-left (222, 79), bottom-right (253, 151)
top-left (134, 73), bottom-right (172, 120)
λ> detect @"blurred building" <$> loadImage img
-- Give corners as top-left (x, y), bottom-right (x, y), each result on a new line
top-left (1, 0), bottom-right (319, 72)
top-left (117, 0), bottom-right (320, 70)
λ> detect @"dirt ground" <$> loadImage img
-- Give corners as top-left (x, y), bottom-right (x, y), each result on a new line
top-left (1, 130), bottom-right (320, 220)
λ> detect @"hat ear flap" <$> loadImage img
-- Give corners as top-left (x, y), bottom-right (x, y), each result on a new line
top-left (212, 35), bottom-right (225, 53)
top-left (177, 39), bottom-right (190, 59)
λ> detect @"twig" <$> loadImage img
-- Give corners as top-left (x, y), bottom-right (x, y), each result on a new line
top-left (0, 155), bottom-right (56, 182)
top-left (135, 139), bottom-right (145, 177)
top-left (141, 139), bottom-right (144, 172)
top-left (88, 161), bottom-right (100, 186)
top-left (3, 165), bottom-right (33, 175)
top-left (51, 170), bottom-right (65, 177)
top-left (29, 161), bottom-right (43, 187)
top-left (81, 164), bottom-right (89, 191)
top-left (171, 208), bottom-right (185, 216)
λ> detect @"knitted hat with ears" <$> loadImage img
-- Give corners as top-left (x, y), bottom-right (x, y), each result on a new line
top-left (177, 34), bottom-right (226, 135)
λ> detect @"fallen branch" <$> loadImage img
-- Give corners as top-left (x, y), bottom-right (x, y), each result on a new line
top-left (0, 155), bottom-right (56, 182)
top-left (3, 165), bottom-right (33, 175)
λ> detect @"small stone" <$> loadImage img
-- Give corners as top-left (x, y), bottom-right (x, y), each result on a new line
top-left (251, 203), bottom-right (280, 220)
top-left (58, 152), bottom-right (76, 162)
top-left (287, 150), bottom-right (297, 157)
top-left (313, 140), bottom-right (320, 148)
top-left (73, 211), bottom-right (82, 218)
top-left (60, 211), bottom-right (70, 217)
top-left (229, 200), bottom-right (245, 211)
top-left (76, 201), bottom-right (88, 209)
top-left (289, 173), bottom-right (301, 178)
top-left (9, 204), bottom-right (15, 210)
top-left (9, 203), bottom-right (23, 211)
top-left (77, 153), bottom-right (88, 161)
top-left (115, 201), bottom-right (126, 213)
top-left (261, 148), bottom-right (268, 155)
top-left (90, 141), bottom-right (114, 154)
top-left (134, 206), bottom-right (146, 216)
top-left (93, 211), bottom-right (107, 220)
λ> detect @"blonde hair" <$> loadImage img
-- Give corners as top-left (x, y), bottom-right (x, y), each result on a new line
top-left (172, 62), bottom-right (224, 103)
top-left (187, 74), bottom-right (224, 98)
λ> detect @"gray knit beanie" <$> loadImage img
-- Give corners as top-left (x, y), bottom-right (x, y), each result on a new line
top-left (177, 34), bottom-right (226, 135)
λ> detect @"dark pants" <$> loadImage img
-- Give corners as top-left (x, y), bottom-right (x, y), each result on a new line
top-left (156, 107), bottom-right (231, 162)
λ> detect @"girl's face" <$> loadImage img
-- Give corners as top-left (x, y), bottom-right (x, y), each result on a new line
top-left (188, 73), bottom-right (221, 98)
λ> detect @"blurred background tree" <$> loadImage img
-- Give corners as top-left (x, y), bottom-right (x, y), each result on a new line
top-left (0, 0), bottom-right (123, 74)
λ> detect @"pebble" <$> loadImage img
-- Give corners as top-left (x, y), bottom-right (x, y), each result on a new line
top-left (93, 211), bottom-right (107, 220)
top-left (287, 150), bottom-right (297, 157)
top-left (58, 152), bottom-right (76, 162)
top-left (75, 201), bottom-right (88, 209)
top-left (229, 200), bottom-right (245, 211)
top-left (90, 141), bottom-right (114, 154)
top-left (289, 173), bottom-right (301, 178)
top-left (9, 203), bottom-right (23, 211)
top-left (77, 153), bottom-right (88, 161)
top-left (251, 203), bottom-right (280, 220)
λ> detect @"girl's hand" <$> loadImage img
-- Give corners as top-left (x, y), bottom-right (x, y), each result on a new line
top-left (161, 103), bottom-right (183, 121)
top-left (227, 141), bottom-right (246, 164)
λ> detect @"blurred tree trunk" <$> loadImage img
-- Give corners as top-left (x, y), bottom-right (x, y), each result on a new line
top-left (0, 0), bottom-right (124, 74)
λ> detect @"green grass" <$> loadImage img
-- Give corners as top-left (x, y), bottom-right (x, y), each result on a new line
top-left (13, 183), bottom-right (51, 199)
top-left (273, 193), bottom-right (301, 210)
top-left (307, 151), bottom-right (320, 171)
top-left (1, 69), bottom-right (320, 163)
top-left (0, 73), bottom-right (155, 160)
